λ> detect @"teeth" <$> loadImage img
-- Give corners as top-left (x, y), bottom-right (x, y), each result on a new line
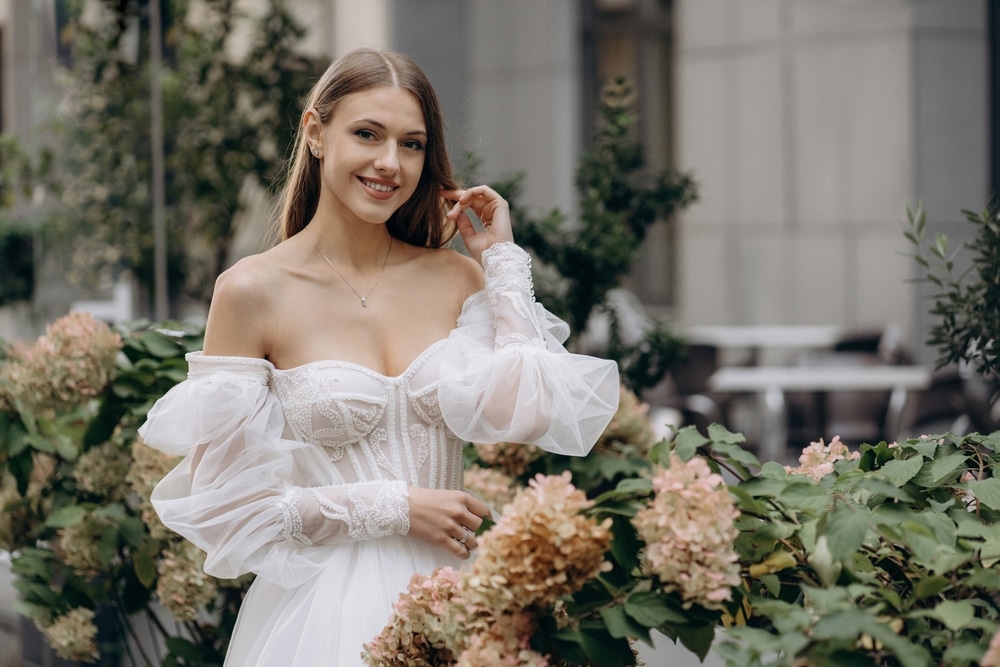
top-left (362, 179), bottom-right (395, 193)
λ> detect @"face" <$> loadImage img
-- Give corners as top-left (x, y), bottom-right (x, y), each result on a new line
top-left (308, 86), bottom-right (427, 227)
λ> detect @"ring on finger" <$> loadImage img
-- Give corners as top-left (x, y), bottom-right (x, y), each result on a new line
top-left (458, 526), bottom-right (473, 546)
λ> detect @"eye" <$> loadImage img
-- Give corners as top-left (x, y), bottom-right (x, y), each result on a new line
top-left (355, 129), bottom-right (377, 141)
top-left (402, 139), bottom-right (425, 152)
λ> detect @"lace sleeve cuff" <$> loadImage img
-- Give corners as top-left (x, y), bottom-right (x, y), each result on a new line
top-left (278, 480), bottom-right (410, 547)
top-left (481, 242), bottom-right (546, 349)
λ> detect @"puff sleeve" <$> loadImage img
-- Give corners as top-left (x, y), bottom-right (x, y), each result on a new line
top-left (438, 243), bottom-right (620, 455)
top-left (137, 354), bottom-right (411, 589)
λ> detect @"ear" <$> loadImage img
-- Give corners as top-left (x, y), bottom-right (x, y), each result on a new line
top-left (303, 108), bottom-right (324, 156)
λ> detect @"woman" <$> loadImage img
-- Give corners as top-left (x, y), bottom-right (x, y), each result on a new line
top-left (138, 47), bottom-right (619, 666)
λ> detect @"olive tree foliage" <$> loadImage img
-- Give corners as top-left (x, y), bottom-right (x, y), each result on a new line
top-left (48, 0), bottom-right (323, 308)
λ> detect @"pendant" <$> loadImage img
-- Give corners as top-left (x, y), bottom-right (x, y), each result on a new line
top-left (361, 298), bottom-right (367, 307)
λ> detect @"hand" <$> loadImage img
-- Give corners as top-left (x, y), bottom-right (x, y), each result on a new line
top-left (407, 487), bottom-right (491, 559)
top-left (441, 185), bottom-right (515, 264)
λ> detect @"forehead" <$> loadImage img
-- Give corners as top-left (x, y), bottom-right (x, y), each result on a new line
top-left (333, 86), bottom-right (425, 129)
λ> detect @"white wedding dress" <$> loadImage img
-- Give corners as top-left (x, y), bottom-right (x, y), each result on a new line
top-left (138, 243), bottom-right (620, 666)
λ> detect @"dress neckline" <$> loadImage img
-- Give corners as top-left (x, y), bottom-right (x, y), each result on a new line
top-left (271, 338), bottom-right (448, 381)
top-left (188, 290), bottom-right (488, 381)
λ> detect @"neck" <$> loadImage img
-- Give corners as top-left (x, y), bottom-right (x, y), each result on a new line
top-left (306, 221), bottom-right (393, 273)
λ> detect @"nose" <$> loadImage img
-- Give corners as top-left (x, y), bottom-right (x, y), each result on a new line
top-left (374, 144), bottom-right (399, 174)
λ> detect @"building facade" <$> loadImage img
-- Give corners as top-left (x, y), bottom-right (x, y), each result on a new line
top-left (0, 0), bottom-right (992, 364)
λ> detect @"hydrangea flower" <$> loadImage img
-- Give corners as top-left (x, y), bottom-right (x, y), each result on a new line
top-left (365, 472), bottom-right (612, 666)
top-left (156, 541), bottom-right (217, 622)
top-left (0, 311), bottom-right (121, 415)
top-left (632, 453), bottom-right (741, 610)
top-left (785, 436), bottom-right (860, 481)
top-left (39, 607), bottom-right (100, 663)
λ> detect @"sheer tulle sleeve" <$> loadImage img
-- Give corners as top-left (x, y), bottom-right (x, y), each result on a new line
top-left (137, 354), bottom-right (410, 588)
top-left (439, 243), bottom-right (620, 455)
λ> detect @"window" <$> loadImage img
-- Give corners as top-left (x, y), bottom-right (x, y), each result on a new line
top-left (581, 0), bottom-right (677, 309)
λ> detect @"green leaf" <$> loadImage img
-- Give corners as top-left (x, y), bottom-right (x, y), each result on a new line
top-left (673, 427), bottom-right (709, 461)
top-left (931, 600), bottom-right (975, 632)
top-left (11, 553), bottom-right (52, 581)
top-left (138, 331), bottom-right (185, 359)
top-left (963, 477), bottom-right (1000, 510)
top-left (879, 456), bottom-right (924, 486)
top-left (823, 505), bottom-right (870, 562)
top-left (609, 515), bottom-right (640, 572)
top-left (12, 600), bottom-right (51, 623)
top-left (981, 540), bottom-right (1000, 568)
top-left (600, 605), bottom-right (650, 643)
top-left (551, 627), bottom-right (635, 667)
top-left (134, 548), bottom-right (157, 588)
top-left (912, 452), bottom-right (968, 487)
top-left (707, 423), bottom-right (745, 445)
top-left (98, 527), bottom-right (119, 566)
top-left (23, 432), bottom-right (55, 454)
top-left (166, 636), bottom-right (206, 662)
top-left (865, 624), bottom-right (934, 667)
top-left (624, 590), bottom-right (688, 627)
top-left (912, 574), bottom-right (950, 601)
top-left (812, 609), bottom-right (869, 641)
top-left (677, 624), bottom-right (715, 661)
top-left (119, 517), bottom-right (146, 548)
top-left (45, 505), bottom-right (87, 528)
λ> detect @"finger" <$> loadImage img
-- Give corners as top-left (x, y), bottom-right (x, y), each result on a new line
top-left (465, 495), bottom-right (491, 521)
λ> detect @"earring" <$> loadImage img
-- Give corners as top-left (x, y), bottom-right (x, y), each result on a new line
top-left (312, 148), bottom-right (319, 157)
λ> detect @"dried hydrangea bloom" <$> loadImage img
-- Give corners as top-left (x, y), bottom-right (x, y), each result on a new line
top-left (473, 441), bottom-right (543, 478)
top-left (156, 540), bottom-right (217, 622)
top-left (74, 441), bottom-right (133, 502)
top-left (58, 513), bottom-right (116, 578)
top-left (367, 474), bottom-right (612, 666)
top-left (0, 457), bottom-right (54, 551)
top-left (128, 438), bottom-right (181, 540)
top-left (0, 311), bottom-right (122, 415)
top-left (39, 607), bottom-right (100, 662)
top-left (470, 471), bottom-right (612, 611)
top-left (632, 453), bottom-right (741, 610)
top-left (455, 611), bottom-right (547, 667)
top-left (362, 567), bottom-right (465, 667)
top-left (595, 385), bottom-right (656, 454)
top-left (784, 436), bottom-right (860, 481)
top-left (464, 465), bottom-right (520, 511)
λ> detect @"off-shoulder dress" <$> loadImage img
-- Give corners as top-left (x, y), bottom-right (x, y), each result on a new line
top-left (138, 243), bottom-right (620, 666)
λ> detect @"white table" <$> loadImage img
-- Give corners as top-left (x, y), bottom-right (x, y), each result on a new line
top-left (684, 325), bottom-right (844, 365)
top-left (708, 365), bottom-right (932, 462)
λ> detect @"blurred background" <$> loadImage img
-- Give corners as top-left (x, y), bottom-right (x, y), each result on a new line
top-left (0, 0), bottom-right (989, 350)
top-left (0, 1), bottom-right (996, 665)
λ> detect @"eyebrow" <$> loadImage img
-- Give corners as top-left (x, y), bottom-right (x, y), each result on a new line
top-left (355, 118), bottom-right (427, 137)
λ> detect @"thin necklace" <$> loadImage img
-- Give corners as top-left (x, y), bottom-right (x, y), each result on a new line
top-left (309, 229), bottom-right (392, 308)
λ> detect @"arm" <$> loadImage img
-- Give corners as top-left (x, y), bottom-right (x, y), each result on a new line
top-left (438, 187), bottom-right (621, 453)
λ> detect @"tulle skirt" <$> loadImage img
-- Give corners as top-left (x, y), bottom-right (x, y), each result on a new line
top-left (224, 535), bottom-right (465, 666)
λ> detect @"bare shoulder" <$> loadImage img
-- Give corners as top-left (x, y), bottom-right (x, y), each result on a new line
top-left (203, 251), bottom-right (286, 357)
top-left (417, 246), bottom-right (484, 301)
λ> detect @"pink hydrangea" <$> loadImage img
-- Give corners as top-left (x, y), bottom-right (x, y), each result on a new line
top-left (785, 436), bottom-right (860, 481)
top-left (632, 453), bottom-right (741, 610)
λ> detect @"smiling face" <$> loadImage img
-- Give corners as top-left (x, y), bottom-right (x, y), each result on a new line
top-left (309, 86), bottom-right (427, 227)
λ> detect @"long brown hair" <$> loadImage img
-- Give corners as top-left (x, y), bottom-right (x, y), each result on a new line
top-left (275, 48), bottom-right (458, 247)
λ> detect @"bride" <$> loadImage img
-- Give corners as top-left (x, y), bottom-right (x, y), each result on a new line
top-left (138, 46), bottom-right (620, 666)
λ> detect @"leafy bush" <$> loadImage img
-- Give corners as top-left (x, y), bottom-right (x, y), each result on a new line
top-left (0, 313), bottom-right (249, 666)
top-left (903, 203), bottom-right (1000, 380)
top-left (399, 425), bottom-right (1000, 667)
